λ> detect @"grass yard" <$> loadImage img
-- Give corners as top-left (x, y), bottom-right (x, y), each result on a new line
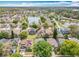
top-left (27, 35), bottom-right (37, 39)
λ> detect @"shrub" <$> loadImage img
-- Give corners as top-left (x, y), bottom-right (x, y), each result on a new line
top-left (64, 34), bottom-right (68, 39)
top-left (10, 53), bottom-right (21, 57)
top-left (33, 41), bottom-right (52, 57)
top-left (40, 16), bottom-right (46, 23)
top-left (76, 34), bottom-right (79, 40)
top-left (19, 31), bottom-right (27, 39)
top-left (59, 40), bottom-right (79, 56)
top-left (12, 20), bottom-right (18, 24)
top-left (0, 31), bottom-right (9, 39)
top-left (0, 43), bottom-right (3, 56)
top-left (43, 22), bottom-right (49, 28)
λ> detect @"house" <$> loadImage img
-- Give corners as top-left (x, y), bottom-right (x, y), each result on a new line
top-left (20, 40), bottom-right (32, 55)
top-left (3, 43), bottom-right (12, 56)
top-left (27, 27), bottom-right (36, 35)
top-left (60, 28), bottom-right (70, 34)
top-left (46, 27), bottom-right (53, 36)
top-left (37, 27), bottom-right (46, 37)
top-left (37, 27), bottom-right (53, 37)
top-left (28, 16), bottom-right (40, 25)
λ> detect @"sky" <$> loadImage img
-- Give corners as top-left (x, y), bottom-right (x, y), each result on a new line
top-left (0, 1), bottom-right (79, 7)
top-left (0, 0), bottom-right (79, 1)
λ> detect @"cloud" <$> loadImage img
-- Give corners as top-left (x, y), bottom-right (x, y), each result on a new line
top-left (69, 1), bottom-right (79, 7)
top-left (69, 3), bottom-right (79, 7)
top-left (0, 1), bottom-right (79, 7)
top-left (0, 2), bottom-right (35, 7)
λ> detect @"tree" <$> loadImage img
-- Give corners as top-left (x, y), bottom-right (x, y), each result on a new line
top-left (43, 22), bottom-right (49, 28)
top-left (11, 30), bottom-right (14, 39)
top-left (53, 23), bottom-right (59, 47)
top-left (40, 16), bottom-right (46, 23)
top-left (53, 23), bottom-right (60, 54)
top-left (59, 40), bottom-right (79, 56)
top-left (31, 22), bottom-right (38, 29)
top-left (53, 26), bottom-right (57, 39)
top-left (12, 19), bottom-right (18, 24)
top-left (19, 31), bottom-right (27, 39)
top-left (21, 22), bottom-right (28, 30)
top-left (0, 31), bottom-right (9, 39)
top-left (33, 41), bottom-right (52, 57)
top-left (49, 15), bottom-right (54, 20)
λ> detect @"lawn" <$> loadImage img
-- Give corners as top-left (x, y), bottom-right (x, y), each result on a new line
top-left (27, 35), bottom-right (37, 39)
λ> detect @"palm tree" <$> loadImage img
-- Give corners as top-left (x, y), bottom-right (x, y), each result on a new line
top-left (53, 23), bottom-right (60, 54)
top-left (11, 30), bottom-right (14, 39)
top-left (10, 24), bottom-right (20, 54)
top-left (53, 23), bottom-right (60, 46)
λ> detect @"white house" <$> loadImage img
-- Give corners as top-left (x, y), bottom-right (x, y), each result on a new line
top-left (28, 16), bottom-right (40, 25)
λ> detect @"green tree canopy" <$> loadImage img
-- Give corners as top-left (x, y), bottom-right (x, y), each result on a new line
top-left (33, 41), bottom-right (52, 57)
top-left (12, 19), bottom-right (18, 24)
top-left (40, 16), bottom-right (46, 23)
top-left (21, 22), bottom-right (28, 30)
top-left (59, 40), bottom-right (79, 56)
top-left (19, 31), bottom-right (27, 39)
top-left (30, 22), bottom-right (38, 29)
